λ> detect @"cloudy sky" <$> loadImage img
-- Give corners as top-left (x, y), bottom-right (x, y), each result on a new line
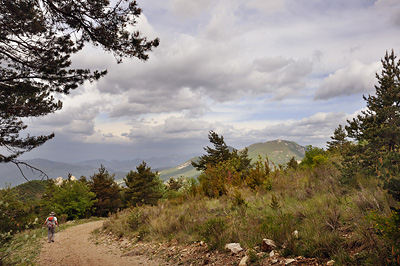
top-left (21, 0), bottom-right (400, 163)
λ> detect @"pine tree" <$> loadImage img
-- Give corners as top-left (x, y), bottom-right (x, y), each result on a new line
top-left (342, 49), bottom-right (400, 262)
top-left (192, 131), bottom-right (252, 172)
top-left (327, 125), bottom-right (349, 154)
top-left (192, 131), bottom-right (232, 171)
top-left (124, 162), bottom-right (163, 207)
top-left (0, 1), bottom-right (159, 172)
top-left (344, 50), bottom-right (400, 198)
top-left (166, 177), bottom-right (183, 191)
top-left (88, 165), bottom-right (121, 217)
top-left (286, 156), bottom-right (299, 170)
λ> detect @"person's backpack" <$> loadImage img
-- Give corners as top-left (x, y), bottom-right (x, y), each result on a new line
top-left (46, 216), bottom-right (56, 229)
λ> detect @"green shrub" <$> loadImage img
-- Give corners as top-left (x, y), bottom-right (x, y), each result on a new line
top-left (181, 177), bottom-right (200, 198)
top-left (300, 145), bottom-right (327, 169)
top-left (369, 209), bottom-right (400, 264)
top-left (299, 225), bottom-right (342, 259)
top-left (0, 229), bottom-right (42, 266)
top-left (0, 185), bottom-right (33, 234)
top-left (40, 179), bottom-right (96, 220)
top-left (128, 208), bottom-right (143, 231)
top-left (198, 216), bottom-right (228, 250)
top-left (247, 248), bottom-right (259, 263)
top-left (230, 189), bottom-right (248, 209)
top-left (270, 194), bottom-right (281, 210)
top-left (199, 159), bottom-right (242, 197)
top-left (260, 213), bottom-right (298, 254)
top-left (246, 156), bottom-right (271, 190)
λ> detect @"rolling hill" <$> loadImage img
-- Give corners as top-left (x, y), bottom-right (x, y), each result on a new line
top-left (246, 140), bottom-right (305, 166)
top-left (159, 140), bottom-right (305, 180)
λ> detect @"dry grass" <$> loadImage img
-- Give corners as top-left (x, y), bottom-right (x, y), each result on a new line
top-left (102, 164), bottom-right (396, 265)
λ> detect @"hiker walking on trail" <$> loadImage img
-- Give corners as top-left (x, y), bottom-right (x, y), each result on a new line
top-left (43, 212), bottom-right (59, 243)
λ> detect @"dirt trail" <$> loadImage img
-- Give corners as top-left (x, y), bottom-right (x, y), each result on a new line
top-left (38, 220), bottom-right (163, 266)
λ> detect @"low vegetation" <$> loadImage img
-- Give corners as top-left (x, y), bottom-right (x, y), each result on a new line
top-left (101, 158), bottom-right (397, 265)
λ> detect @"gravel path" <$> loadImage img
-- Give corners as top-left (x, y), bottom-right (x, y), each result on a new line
top-left (38, 220), bottom-right (163, 266)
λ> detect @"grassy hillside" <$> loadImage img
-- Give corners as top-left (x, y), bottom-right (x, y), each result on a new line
top-left (159, 140), bottom-right (305, 180)
top-left (246, 140), bottom-right (305, 166)
top-left (104, 161), bottom-right (397, 265)
top-left (159, 159), bottom-right (200, 181)
top-left (160, 157), bottom-right (200, 180)
top-left (14, 180), bottom-right (47, 203)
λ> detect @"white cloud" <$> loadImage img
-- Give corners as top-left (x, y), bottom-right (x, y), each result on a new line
top-left (201, 1), bottom-right (240, 41)
top-left (122, 116), bottom-right (214, 142)
top-left (109, 87), bottom-right (208, 117)
top-left (315, 61), bottom-right (381, 99)
top-left (375, 0), bottom-right (400, 8)
top-left (245, 0), bottom-right (286, 14)
top-left (133, 14), bottom-right (159, 40)
top-left (170, 0), bottom-right (213, 18)
top-left (28, 87), bottom-right (103, 138)
top-left (18, 0), bottom-right (400, 162)
top-left (251, 57), bottom-right (313, 99)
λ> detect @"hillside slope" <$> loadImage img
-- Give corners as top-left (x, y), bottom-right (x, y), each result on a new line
top-left (14, 180), bottom-right (47, 203)
top-left (159, 140), bottom-right (305, 180)
top-left (246, 140), bottom-right (305, 166)
top-left (159, 159), bottom-right (200, 180)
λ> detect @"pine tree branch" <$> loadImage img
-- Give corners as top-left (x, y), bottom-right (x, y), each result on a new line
top-left (9, 158), bottom-right (49, 182)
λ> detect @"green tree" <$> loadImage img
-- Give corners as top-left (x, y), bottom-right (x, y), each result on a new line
top-left (166, 177), bottom-right (184, 191)
top-left (0, 185), bottom-right (37, 265)
top-left (286, 156), bottom-right (299, 170)
top-left (124, 162), bottom-right (164, 206)
top-left (232, 147), bottom-right (253, 174)
top-left (342, 50), bottom-right (400, 259)
top-left (41, 178), bottom-right (96, 220)
top-left (40, 179), bottom-right (58, 216)
top-left (193, 131), bottom-right (253, 196)
top-left (344, 50), bottom-right (400, 191)
top-left (192, 131), bottom-right (232, 171)
top-left (165, 177), bottom-right (184, 199)
top-left (88, 165), bottom-right (121, 217)
top-left (299, 145), bottom-right (327, 169)
top-left (191, 131), bottom-right (252, 172)
top-left (0, 185), bottom-right (29, 234)
top-left (0, 1), bottom-right (159, 170)
top-left (198, 158), bottom-right (242, 197)
top-left (327, 124), bottom-right (350, 154)
top-left (246, 156), bottom-right (271, 190)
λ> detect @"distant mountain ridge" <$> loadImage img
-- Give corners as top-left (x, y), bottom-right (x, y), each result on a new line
top-left (1, 140), bottom-right (305, 187)
top-left (0, 154), bottom-right (195, 187)
top-left (159, 140), bottom-right (305, 180)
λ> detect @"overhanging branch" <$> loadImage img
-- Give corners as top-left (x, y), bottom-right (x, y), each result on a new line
top-left (10, 159), bottom-right (49, 182)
